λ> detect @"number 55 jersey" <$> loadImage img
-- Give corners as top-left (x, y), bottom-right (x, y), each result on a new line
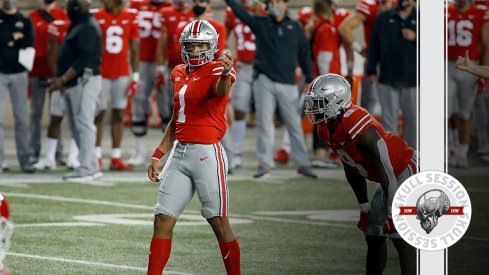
top-left (317, 105), bottom-right (415, 182)
top-left (91, 7), bottom-right (139, 79)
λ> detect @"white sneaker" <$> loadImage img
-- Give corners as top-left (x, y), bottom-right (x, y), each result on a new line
top-left (457, 156), bottom-right (470, 168)
top-left (66, 157), bottom-right (81, 169)
top-left (1, 161), bottom-right (9, 172)
top-left (230, 155), bottom-right (243, 169)
top-left (33, 158), bottom-right (57, 170)
top-left (92, 171), bottom-right (104, 180)
top-left (127, 150), bottom-right (146, 166)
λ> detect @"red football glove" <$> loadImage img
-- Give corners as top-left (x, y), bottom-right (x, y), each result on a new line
top-left (125, 80), bottom-right (138, 97)
top-left (383, 216), bottom-right (396, 234)
top-left (357, 210), bottom-right (369, 233)
top-left (155, 73), bottom-right (166, 93)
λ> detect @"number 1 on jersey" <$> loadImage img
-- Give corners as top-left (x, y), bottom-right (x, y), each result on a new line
top-left (177, 84), bottom-right (188, 123)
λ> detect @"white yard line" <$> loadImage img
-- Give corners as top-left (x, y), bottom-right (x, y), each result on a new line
top-left (6, 252), bottom-right (196, 275)
top-left (3, 192), bottom-right (154, 210)
top-left (15, 222), bottom-right (104, 228)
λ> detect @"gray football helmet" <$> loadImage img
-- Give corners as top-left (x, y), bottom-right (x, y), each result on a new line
top-left (304, 73), bottom-right (352, 124)
top-left (180, 19), bottom-right (219, 67)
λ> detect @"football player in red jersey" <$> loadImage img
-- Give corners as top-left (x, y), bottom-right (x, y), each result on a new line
top-left (28, 0), bottom-right (68, 165)
top-left (0, 194), bottom-right (13, 275)
top-left (146, 20), bottom-right (240, 275)
top-left (225, 0), bottom-right (264, 169)
top-left (447, 0), bottom-right (489, 167)
top-left (33, 18), bottom-right (82, 170)
top-left (92, 0), bottom-right (139, 171)
top-left (305, 74), bottom-right (416, 275)
top-left (127, 0), bottom-right (171, 166)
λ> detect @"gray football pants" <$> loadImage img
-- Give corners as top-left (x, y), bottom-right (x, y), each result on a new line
top-left (64, 75), bottom-right (102, 174)
top-left (377, 83), bottom-right (417, 149)
top-left (253, 74), bottom-right (310, 169)
top-left (0, 72), bottom-right (31, 169)
top-left (29, 77), bottom-right (63, 160)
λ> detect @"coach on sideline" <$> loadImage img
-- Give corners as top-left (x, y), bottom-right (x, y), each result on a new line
top-left (224, 0), bottom-right (317, 179)
top-left (0, 0), bottom-right (35, 173)
top-left (47, 0), bottom-right (102, 181)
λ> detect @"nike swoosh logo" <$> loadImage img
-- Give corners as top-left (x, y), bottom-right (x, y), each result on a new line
top-left (223, 250), bottom-right (231, 260)
top-left (200, 156), bottom-right (209, 161)
top-left (194, 77), bottom-right (201, 80)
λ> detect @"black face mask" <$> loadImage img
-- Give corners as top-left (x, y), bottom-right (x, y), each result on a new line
top-left (44, 0), bottom-right (56, 4)
top-left (67, 0), bottom-right (82, 21)
top-left (2, 0), bottom-right (15, 11)
top-left (193, 5), bottom-right (206, 17)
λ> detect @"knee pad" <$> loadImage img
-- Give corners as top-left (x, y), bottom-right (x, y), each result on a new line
top-left (131, 120), bottom-right (147, 136)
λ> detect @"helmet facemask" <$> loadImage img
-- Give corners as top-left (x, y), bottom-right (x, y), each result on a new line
top-left (179, 20), bottom-right (218, 68)
top-left (304, 74), bottom-right (352, 125)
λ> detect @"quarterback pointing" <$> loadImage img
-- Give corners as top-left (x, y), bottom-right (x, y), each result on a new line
top-left (304, 74), bottom-right (416, 275)
top-left (146, 20), bottom-right (240, 275)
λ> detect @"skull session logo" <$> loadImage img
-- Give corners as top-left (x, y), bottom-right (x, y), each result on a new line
top-left (392, 171), bottom-right (471, 251)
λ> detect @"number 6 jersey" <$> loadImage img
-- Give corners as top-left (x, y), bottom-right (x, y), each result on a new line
top-left (92, 7), bottom-right (139, 79)
top-left (317, 105), bottom-right (415, 182)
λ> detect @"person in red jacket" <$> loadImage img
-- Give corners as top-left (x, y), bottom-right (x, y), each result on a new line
top-left (146, 20), bottom-right (240, 275)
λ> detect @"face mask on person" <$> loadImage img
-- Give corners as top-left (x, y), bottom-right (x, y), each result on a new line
top-left (67, 0), bottom-right (82, 21)
top-left (268, 5), bottom-right (283, 17)
top-left (192, 5), bottom-right (206, 17)
top-left (44, 0), bottom-right (56, 4)
top-left (2, 0), bottom-right (16, 11)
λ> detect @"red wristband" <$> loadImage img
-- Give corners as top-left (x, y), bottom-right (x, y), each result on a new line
top-left (151, 148), bottom-right (165, 161)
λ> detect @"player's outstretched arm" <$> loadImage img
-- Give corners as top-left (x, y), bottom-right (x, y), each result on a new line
top-left (356, 127), bottom-right (397, 213)
top-left (457, 50), bottom-right (489, 78)
top-left (338, 13), bottom-right (365, 54)
top-left (148, 109), bottom-right (177, 182)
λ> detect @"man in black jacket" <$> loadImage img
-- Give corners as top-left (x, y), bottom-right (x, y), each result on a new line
top-left (366, 0), bottom-right (417, 149)
top-left (224, 0), bottom-right (317, 179)
top-left (47, 0), bottom-right (102, 181)
top-left (0, 0), bottom-right (35, 173)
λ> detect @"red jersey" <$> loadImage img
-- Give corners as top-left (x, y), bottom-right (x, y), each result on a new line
top-left (311, 18), bottom-right (341, 76)
top-left (158, 6), bottom-right (194, 68)
top-left (92, 8), bottom-right (139, 78)
top-left (296, 6), bottom-right (350, 29)
top-left (128, 0), bottom-right (170, 62)
top-left (355, 0), bottom-right (379, 48)
top-left (225, 7), bottom-right (258, 63)
top-left (174, 18), bottom-right (227, 63)
top-left (29, 6), bottom-right (68, 77)
top-left (47, 19), bottom-right (70, 43)
top-left (447, 3), bottom-right (489, 60)
top-left (317, 105), bottom-right (414, 182)
top-left (171, 61), bottom-right (236, 144)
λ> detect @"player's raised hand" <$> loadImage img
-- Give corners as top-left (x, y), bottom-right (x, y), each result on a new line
top-left (219, 50), bottom-right (234, 75)
top-left (456, 50), bottom-right (471, 72)
top-left (148, 159), bottom-right (160, 182)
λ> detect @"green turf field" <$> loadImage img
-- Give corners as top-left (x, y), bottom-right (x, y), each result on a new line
top-left (2, 169), bottom-right (488, 274)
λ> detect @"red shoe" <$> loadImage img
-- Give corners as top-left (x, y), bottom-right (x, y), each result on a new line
top-left (274, 149), bottom-right (289, 164)
top-left (110, 158), bottom-right (133, 171)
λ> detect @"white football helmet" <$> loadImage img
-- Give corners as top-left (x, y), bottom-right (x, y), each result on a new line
top-left (304, 73), bottom-right (352, 124)
top-left (0, 194), bottom-right (14, 263)
top-left (180, 19), bottom-right (218, 67)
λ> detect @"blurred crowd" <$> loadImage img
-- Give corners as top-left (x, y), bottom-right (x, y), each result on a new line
top-left (0, 0), bottom-right (431, 180)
